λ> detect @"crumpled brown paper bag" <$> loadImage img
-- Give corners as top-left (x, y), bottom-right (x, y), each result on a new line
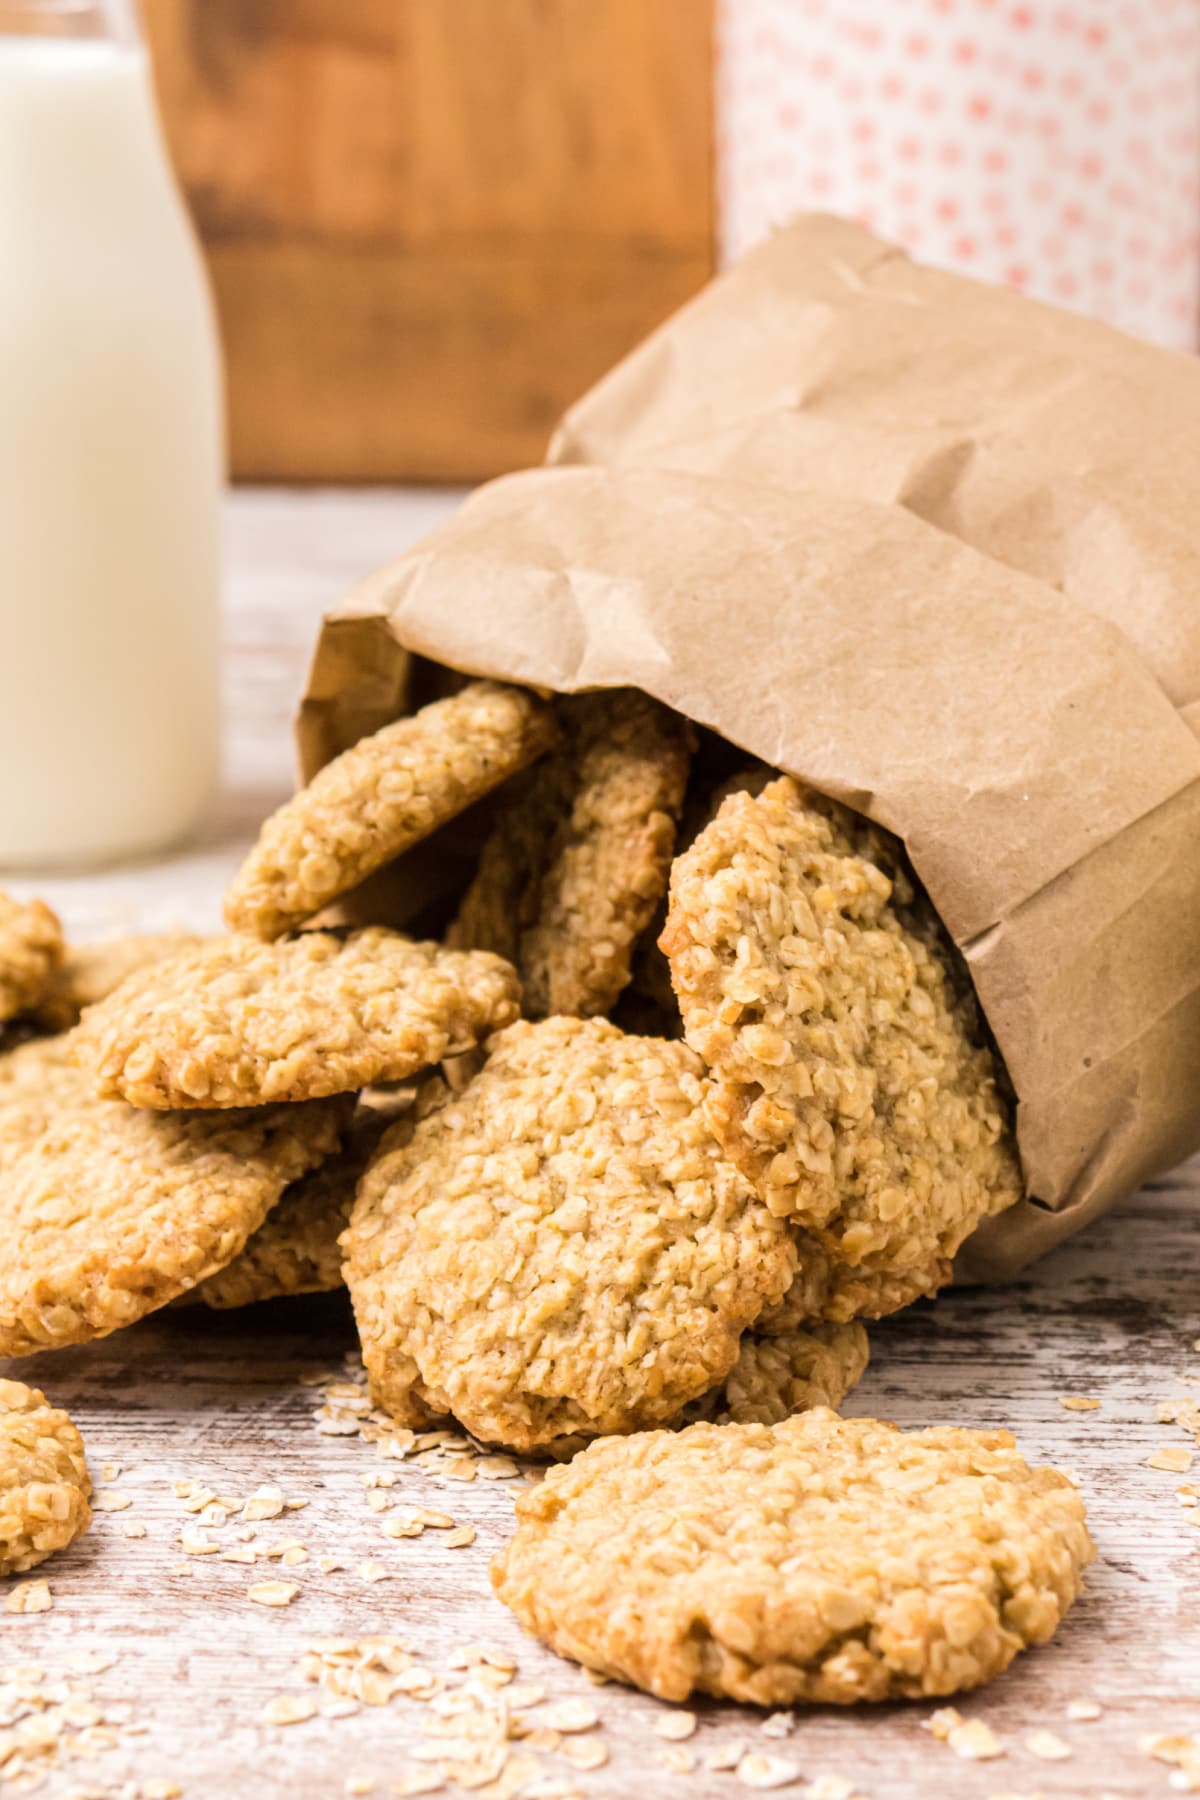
top-left (299, 216), bottom-right (1200, 1283)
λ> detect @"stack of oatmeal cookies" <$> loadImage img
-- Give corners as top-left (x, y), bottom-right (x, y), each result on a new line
top-left (0, 677), bottom-right (1093, 1706)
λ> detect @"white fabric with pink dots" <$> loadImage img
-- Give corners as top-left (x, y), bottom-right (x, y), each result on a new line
top-left (717, 0), bottom-right (1200, 349)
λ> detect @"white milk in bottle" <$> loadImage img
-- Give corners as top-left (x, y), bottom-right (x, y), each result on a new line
top-left (0, 0), bottom-right (222, 866)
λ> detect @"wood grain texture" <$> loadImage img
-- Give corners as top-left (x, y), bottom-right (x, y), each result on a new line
top-left (141, 1), bottom-right (715, 482)
top-left (3, 490), bottom-right (1199, 1799)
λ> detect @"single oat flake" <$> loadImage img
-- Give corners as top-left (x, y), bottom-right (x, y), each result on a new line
top-left (248, 1581), bottom-right (299, 1607)
top-left (947, 1718), bottom-right (1004, 1761)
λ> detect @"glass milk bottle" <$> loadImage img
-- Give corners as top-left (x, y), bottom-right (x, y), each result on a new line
top-left (0, 0), bottom-right (222, 866)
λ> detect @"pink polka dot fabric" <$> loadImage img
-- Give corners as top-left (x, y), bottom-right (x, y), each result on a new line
top-left (717, 0), bottom-right (1200, 350)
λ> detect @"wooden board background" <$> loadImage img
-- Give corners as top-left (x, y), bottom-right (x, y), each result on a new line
top-left (2, 489), bottom-right (1199, 1798)
top-left (142, 0), bottom-right (715, 483)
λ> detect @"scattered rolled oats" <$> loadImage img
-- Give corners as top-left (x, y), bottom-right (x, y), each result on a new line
top-left (660, 1745), bottom-right (696, 1774)
top-left (94, 1489), bottom-right (133, 1512)
top-left (242, 1484), bottom-right (286, 1521)
top-left (179, 1529), bottom-right (219, 1556)
top-left (1058, 1396), bottom-right (1101, 1412)
top-left (357, 1560), bottom-right (390, 1583)
top-left (761, 1712), bottom-right (795, 1738)
top-left (557, 1735), bottom-right (608, 1770)
top-left (948, 1719), bottom-right (1004, 1761)
top-left (539, 1700), bottom-right (599, 1734)
top-left (1149, 1447), bottom-right (1194, 1473)
top-left (1142, 1732), bottom-right (1200, 1792)
top-left (477, 1457), bottom-right (520, 1481)
top-left (1066, 1699), bottom-right (1103, 1722)
top-left (444, 1527), bottom-right (475, 1548)
top-left (704, 1743), bottom-right (748, 1772)
top-left (262, 1694), bottom-right (318, 1726)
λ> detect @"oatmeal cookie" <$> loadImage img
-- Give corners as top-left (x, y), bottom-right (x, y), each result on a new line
top-left (0, 1036), bottom-right (346, 1355)
top-left (0, 894), bottom-right (63, 1024)
top-left (661, 777), bottom-right (1021, 1315)
top-left (492, 1408), bottom-right (1093, 1704)
top-left (193, 1083), bottom-right (450, 1310)
top-left (0, 1380), bottom-right (91, 1574)
top-left (618, 765), bottom-right (772, 1038)
top-left (72, 928), bottom-right (520, 1109)
top-left (343, 1017), bottom-right (794, 1451)
top-left (689, 1321), bottom-right (869, 1426)
top-left (191, 1137), bottom-right (363, 1311)
top-left (224, 681), bottom-right (557, 939)
top-left (450, 690), bottom-right (693, 1017)
top-left (32, 930), bottom-right (203, 1033)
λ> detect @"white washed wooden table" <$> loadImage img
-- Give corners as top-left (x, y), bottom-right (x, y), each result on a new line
top-left (3, 490), bottom-right (1199, 1800)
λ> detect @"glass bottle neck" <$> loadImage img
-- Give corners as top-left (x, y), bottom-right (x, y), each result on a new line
top-left (0, 1), bottom-right (141, 43)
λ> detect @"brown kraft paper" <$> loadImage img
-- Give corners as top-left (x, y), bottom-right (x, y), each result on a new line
top-left (299, 219), bottom-right (1200, 1284)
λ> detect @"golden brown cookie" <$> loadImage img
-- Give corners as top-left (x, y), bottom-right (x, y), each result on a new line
top-left (224, 681), bottom-right (558, 940)
top-left (0, 893), bottom-right (63, 1024)
top-left (343, 1017), bottom-right (795, 1451)
top-left (0, 1380), bottom-right (91, 1574)
top-left (31, 930), bottom-right (203, 1033)
top-left (661, 777), bottom-right (1021, 1316)
top-left (191, 1087), bottom-right (451, 1310)
top-left (450, 690), bottom-right (693, 1017)
top-left (492, 1408), bottom-right (1094, 1704)
top-left (688, 1320), bottom-right (869, 1426)
top-left (71, 928), bottom-right (521, 1109)
top-left (0, 1037), bottom-right (346, 1355)
top-left (190, 1139), bottom-right (362, 1311)
top-left (618, 764), bottom-right (772, 1038)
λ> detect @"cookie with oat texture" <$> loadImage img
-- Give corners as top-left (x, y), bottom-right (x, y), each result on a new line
top-left (194, 1082), bottom-right (450, 1310)
top-left (492, 1408), bottom-right (1093, 1704)
top-left (32, 930), bottom-right (203, 1033)
top-left (343, 1017), bottom-right (794, 1451)
top-left (0, 1036), bottom-right (346, 1355)
top-left (450, 690), bottom-right (692, 1018)
top-left (0, 1379), bottom-right (91, 1574)
top-left (224, 680), bottom-right (557, 939)
top-left (0, 892), bottom-right (63, 1024)
top-left (687, 1319), bottom-right (869, 1427)
top-left (72, 928), bottom-right (520, 1109)
top-left (661, 776), bottom-right (1021, 1317)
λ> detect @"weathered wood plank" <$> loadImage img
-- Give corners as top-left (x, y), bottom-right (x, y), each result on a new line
top-left (2, 492), bottom-right (1197, 1799)
top-left (141, 2), bottom-right (715, 481)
